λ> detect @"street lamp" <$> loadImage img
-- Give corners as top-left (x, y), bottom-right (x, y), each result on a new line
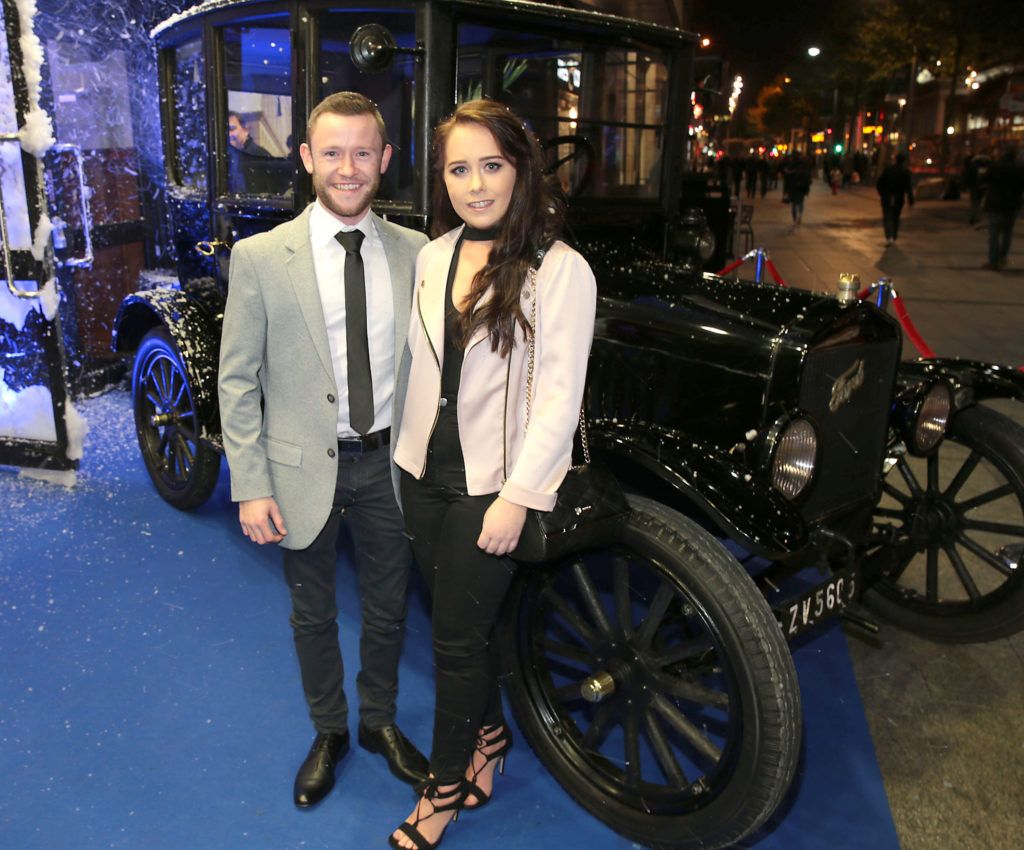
top-left (807, 46), bottom-right (821, 58)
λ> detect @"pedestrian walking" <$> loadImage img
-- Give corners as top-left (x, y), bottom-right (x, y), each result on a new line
top-left (782, 153), bottom-right (811, 225)
top-left (981, 145), bottom-right (1024, 270)
top-left (876, 152), bottom-right (915, 245)
top-left (744, 154), bottom-right (758, 199)
top-left (828, 164), bottom-right (841, 195)
top-left (730, 155), bottom-right (744, 198)
top-left (963, 150), bottom-right (992, 226)
top-left (840, 152), bottom-right (854, 188)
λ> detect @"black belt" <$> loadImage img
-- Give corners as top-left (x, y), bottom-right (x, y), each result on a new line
top-left (338, 427), bottom-right (390, 453)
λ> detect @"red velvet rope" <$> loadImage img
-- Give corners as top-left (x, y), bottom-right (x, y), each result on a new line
top-left (716, 258), bottom-right (745, 276)
top-left (891, 293), bottom-right (937, 359)
top-left (764, 259), bottom-right (787, 287)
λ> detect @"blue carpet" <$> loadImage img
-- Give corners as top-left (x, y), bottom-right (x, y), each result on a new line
top-left (0, 390), bottom-right (899, 849)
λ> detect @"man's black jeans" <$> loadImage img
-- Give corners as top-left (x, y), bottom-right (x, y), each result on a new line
top-left (282, 443), bottom-right (412, 735)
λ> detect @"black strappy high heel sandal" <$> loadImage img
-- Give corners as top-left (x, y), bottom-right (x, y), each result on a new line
top-left (462, 724), bottom-right (513, 811)
top-left (388, 777), bottom-right (465, 850)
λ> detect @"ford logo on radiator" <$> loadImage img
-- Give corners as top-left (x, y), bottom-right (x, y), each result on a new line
top-left (829, 359), bottom-right (866, 412)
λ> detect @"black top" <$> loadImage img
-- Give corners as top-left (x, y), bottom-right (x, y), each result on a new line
top-left (876, 163), bottom-right (914, 205)
top-left (440, 235), bottom-right (466, 403)
top-left (983, 155), bottom-right (1024, 214)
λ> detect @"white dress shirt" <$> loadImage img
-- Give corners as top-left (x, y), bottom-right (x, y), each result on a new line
top-left (308, 200), bottom-right (395, 437)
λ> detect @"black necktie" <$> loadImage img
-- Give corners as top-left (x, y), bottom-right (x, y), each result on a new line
top-left (335, 229), bottom-right (374, 435)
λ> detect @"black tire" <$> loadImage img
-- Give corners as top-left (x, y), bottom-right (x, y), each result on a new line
top-left (863, 405), bottom-right (1024, 642)
top-left (131, 327), bottom-right (220, 510)
top-left (499, 495), bottom-right (801, 850)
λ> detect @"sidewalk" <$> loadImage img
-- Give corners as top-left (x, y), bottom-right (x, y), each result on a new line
top-left (730, 180), bottom-right (1024, 368)
top-left (728, 182), bottom-right (1024, 850)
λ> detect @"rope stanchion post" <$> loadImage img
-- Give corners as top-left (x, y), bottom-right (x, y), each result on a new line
top-left (753, 249), bottom-right (766, 283)
top-left (716, 248), bottom-right (787, 287)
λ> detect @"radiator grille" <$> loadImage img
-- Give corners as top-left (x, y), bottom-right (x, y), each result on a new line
top-left (797, 337), bottom-right (900, 521)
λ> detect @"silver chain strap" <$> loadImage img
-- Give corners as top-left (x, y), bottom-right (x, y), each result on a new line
top-left (525, 266), bottom-right (591, 465)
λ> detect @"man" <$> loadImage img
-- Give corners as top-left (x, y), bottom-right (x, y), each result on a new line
top-left (963, 150), bottom-right (992, 226)
top-left (876, 152), bottom-right (914, 246)
top-left (782, 152), bottom-right (811, 225)
top-left (218, 92), bottom-right (429, 810)
top-left (981, 145), bottom-right (1024, 270)
top-left (227, 110), bottom-right (273, 193)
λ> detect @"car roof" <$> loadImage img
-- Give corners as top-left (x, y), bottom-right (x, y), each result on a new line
top-left (152, 0), bottom-right (696, 44)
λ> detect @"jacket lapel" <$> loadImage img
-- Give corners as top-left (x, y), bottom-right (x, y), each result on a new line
top-left (374, 213), bottom-right (414, 375)
top-left (283, 205), bottom-right (335, 381)
top-left (418, 230), bottom-right (460, 369)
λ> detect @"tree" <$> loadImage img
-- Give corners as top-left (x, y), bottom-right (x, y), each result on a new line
top-left (838, 0), bottom-right (1024, 167)
top-left (746, 77), bottom-right (815, 138)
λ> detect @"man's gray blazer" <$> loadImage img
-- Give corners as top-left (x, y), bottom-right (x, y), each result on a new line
top-left (218, 203), bottom-right (428, 550)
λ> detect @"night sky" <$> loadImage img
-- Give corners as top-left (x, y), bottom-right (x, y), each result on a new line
top-left (689, 0), bottom-right (846, 105)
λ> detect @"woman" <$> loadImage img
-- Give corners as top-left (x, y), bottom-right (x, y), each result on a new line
top-left (389, 99), bottom-right (597, 849)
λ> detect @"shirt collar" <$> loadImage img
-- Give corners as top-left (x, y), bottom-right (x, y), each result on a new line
top-left (310, 200), bottom-right (377, 248)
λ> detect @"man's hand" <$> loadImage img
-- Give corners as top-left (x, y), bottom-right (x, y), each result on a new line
top-left (239, 497), bottom-right (287, 544)
top-left (477, 496), bottom-right (527, 556)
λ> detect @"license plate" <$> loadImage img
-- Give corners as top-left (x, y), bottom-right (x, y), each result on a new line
top-left (776, 568), bottom-right (858, 638)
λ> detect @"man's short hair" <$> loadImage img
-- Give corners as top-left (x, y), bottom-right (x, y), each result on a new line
top-left (228, 110), bottom-right (245, 126)
top-left (306, 92), bottom-right (388, 148)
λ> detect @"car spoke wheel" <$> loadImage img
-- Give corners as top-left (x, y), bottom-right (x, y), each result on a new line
top-left (132, 327), bottom-right (219, 509)
top-left (500, 496), bottom-right (800, 850)
top-left (863, 405), bottom-right (1024, 642)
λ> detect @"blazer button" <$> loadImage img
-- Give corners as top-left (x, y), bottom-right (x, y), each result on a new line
top-left (327, 448), bottom-right (336, 458)
top-left (327, 393), bottom-right (336, 403)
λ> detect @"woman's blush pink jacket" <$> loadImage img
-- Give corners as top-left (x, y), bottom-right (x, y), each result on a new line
top-left (393, 226), bottom-right (597, 511)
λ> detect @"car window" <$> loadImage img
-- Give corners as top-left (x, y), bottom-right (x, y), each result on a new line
top-left (170, 37), bottom-right (207, 193)
top-left (457, 23), bottom-right (668, 199)
top-left (222, 20), bottom-right (293, 197)
top-left (317, 8), bottom-right (417, 205)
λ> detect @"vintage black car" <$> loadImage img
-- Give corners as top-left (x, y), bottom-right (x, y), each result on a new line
top-left (109, 1), bottom-right (1024, 848)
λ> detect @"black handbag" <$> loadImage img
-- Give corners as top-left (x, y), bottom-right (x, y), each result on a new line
top-left (510, 263), bottom-right (629, 564)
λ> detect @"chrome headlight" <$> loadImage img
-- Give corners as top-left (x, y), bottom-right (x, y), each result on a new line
top-left (906, 382), bottom-right (952, 454)
top-left (769, 418), bottom-right (818, 499)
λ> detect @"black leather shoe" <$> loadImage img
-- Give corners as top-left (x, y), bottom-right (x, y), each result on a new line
top-left (294, 731), bottom-right (350, 808)
top-left (358, 723), bottom-right (429, 786)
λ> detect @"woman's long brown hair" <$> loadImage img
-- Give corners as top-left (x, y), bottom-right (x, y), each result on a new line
top-left (430, 99), bottom-right (566, 356)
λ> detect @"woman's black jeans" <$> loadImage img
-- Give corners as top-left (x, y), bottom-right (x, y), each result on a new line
top-left (400, 406), bottom-right (517, 783)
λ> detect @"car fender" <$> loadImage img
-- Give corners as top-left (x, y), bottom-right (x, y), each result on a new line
top-left (588, 422), bottom-right (810, 559)
top-left (111, 288), bottom-right (222, 443)
top-left (897, 358), bottom-right (1024, 408)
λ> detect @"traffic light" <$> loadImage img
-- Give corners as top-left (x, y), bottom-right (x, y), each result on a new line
top-left (834, 143), bottom-right (844, 154)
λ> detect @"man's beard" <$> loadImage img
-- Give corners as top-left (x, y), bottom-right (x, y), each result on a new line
top-left (313, 170), bottom-right (382, 220)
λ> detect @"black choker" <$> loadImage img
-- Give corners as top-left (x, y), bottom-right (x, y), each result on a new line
top-left (462, 223), bottom-right (501, 241)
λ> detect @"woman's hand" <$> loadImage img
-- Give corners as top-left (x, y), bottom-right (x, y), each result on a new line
top-left (477, 496), bottom-right (528, 556)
